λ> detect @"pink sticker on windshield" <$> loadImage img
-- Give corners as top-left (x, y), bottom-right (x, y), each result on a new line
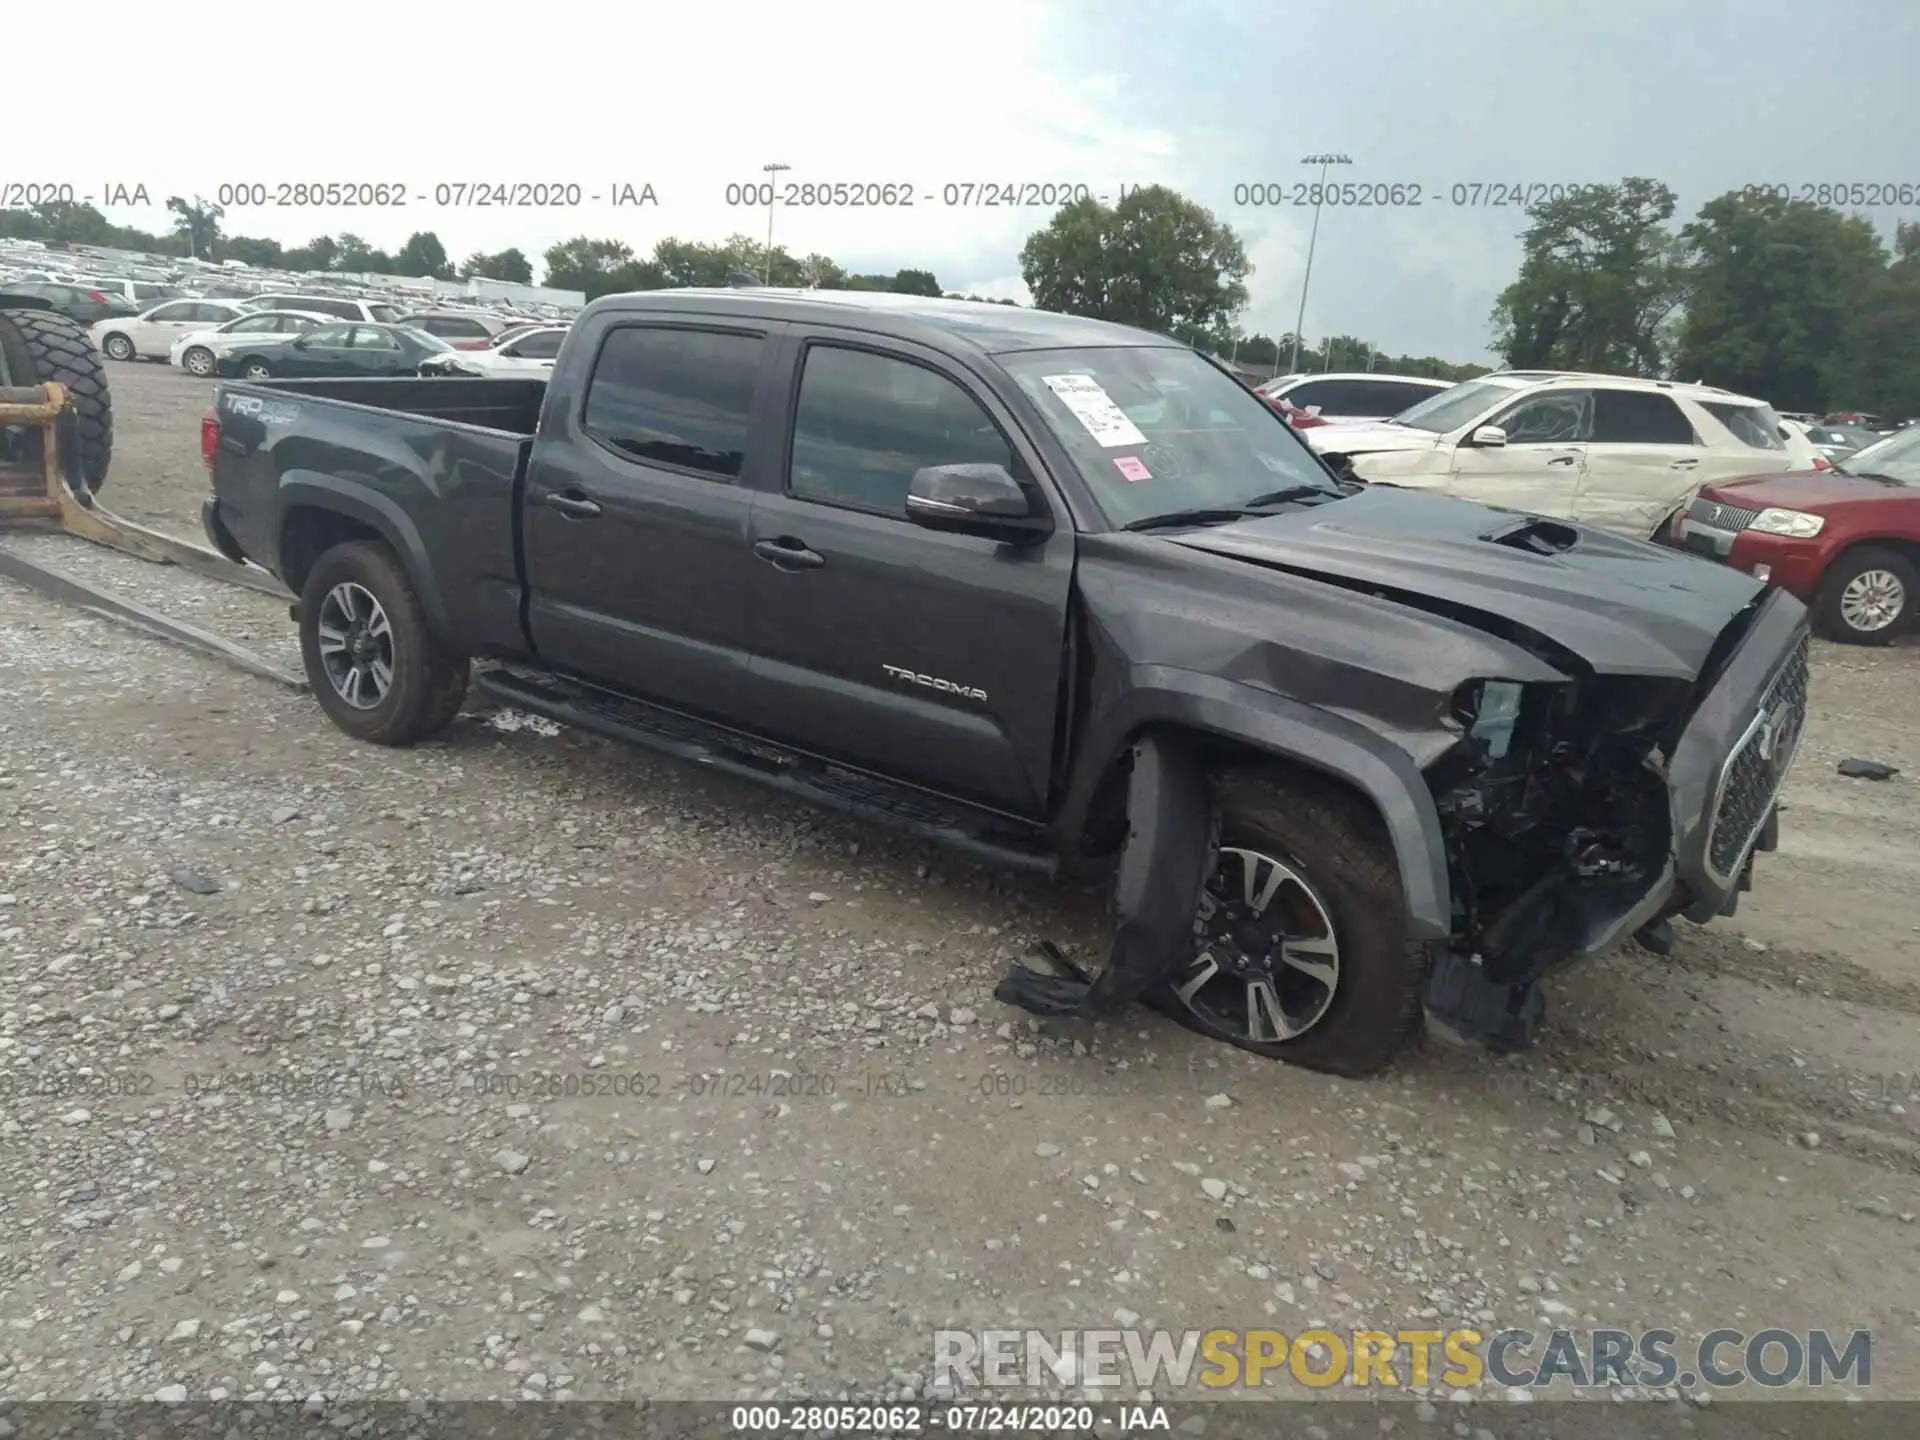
top-left (1114, 455), bottom-right (1152, 482)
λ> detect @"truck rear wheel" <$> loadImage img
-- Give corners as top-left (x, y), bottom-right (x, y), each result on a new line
top-left (298, 540), bottom-right (469, 745)
top-left (1150, 768), bottom-right (1429, 1076)
top-left (0, 307), bottom-right (114, 493)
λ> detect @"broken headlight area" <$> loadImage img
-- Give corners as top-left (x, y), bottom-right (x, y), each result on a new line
top-left (1431, 675), bottom-right (1692, 987)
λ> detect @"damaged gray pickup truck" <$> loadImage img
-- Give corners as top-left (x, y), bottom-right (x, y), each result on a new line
top-left (201, 289), bottom-right (1811, 1075)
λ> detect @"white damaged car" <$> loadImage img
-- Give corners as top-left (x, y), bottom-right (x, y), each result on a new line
top-left (1307, 371), bottom-right (1822, 541)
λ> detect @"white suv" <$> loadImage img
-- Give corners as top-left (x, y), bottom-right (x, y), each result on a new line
top-left (1306, 371), bottom-right (1820, 541)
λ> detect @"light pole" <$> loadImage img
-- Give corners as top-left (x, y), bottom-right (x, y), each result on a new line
top-left (1286, 152), bottom-right (1352, 376)
top-left (762, 162), bottom-right (790, 284)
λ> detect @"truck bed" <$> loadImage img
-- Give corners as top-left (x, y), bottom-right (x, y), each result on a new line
top-left (238, 376), bottom-right (547, 436)
top-left (209, 375), bottom-right (544, 663)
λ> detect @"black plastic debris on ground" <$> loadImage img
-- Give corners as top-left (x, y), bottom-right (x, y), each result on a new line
top-left (1837, 758), bottom-right (1900, 781)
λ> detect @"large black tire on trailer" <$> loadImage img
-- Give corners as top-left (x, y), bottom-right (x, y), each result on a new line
top-left (0, 307), bottom-right (114, 493)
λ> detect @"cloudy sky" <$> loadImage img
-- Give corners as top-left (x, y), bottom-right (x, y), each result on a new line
top-left (27, 0), bottom-right (1918, 362)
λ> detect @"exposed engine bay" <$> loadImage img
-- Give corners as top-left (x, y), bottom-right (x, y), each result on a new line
top-left (1422, 674), bottom-right (1695, 1048)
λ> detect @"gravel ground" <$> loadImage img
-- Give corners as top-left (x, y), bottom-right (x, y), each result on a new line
top-left (2, 361), bottom-right (1918, 1420)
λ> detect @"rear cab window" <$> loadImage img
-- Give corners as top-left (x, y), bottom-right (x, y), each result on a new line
top-left (580, 325), bottom-right (764, 480)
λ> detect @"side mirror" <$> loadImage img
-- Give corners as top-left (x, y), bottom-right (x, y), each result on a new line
top-left (1470, 424), bottom-right (1507, 447)
top-left (905, 463), bottom-right (1052, 543)
top-left (291, 336), bottom-right (310, 349)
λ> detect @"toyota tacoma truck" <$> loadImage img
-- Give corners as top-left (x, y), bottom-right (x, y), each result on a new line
top-left (200, 289), bottom-right (1812, 1076)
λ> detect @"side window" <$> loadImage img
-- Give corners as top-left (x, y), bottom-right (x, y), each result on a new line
top-left (581, 325), bottom-right (763, 481)
top-left (1592, 390), bottom-right (1698, 445)
top-left (512, 330), bottom-right (565, 359)
top-left (1703, 401), bottom-right (1786, 451)
top-left (230, 315), bottom-right (275, 333)
top-left (312, 299), bottom-right (355, 320)
top-left (1281, 380), bottom-right (1332, 414)
top-left (1491, 389), bottom-right (1592, 444)
top-left (788, 344), bottom-right (1015, 517)
top-left (348, 326), bottom-right (399, 350)
top-left (1374, 381), bottom-right (1445, 413)
top-left (149, 301), bottom-right (197, 321)
top-left (305, 325), bottom-right (352, 347)
top-left (191, 303), bottom-right (235, 324)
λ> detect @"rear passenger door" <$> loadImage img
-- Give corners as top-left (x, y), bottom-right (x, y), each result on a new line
top-left (735, 331), bottom-right (1073, 816)
top-left (1578, 388), bottom-right (1702, 539)
top-left (521, 317), bottom-right (783, 721)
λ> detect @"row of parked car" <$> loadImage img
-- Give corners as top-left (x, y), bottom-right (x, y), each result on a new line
top-left (75, 293), bottom-right (568, 382)
top-left (1254, 367), bottom-right (1918, 644)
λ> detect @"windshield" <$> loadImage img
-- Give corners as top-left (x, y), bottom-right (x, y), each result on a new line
top-left (369, 304), bottom-right (401, 323)
top-left (1389, 379), bottom-right (1518, 433)
top-left (1839, 426), bottom-right (1920, 485)
top-left (995, 346), bottom-right (1338, 526)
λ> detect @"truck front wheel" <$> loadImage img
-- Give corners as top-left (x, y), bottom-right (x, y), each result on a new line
top-left (1151, 769), bottom-right (1429, 1076)
top-left (298, 540), bottom-right (469, 745)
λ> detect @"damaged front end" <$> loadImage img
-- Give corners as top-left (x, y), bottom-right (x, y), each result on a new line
top-left (1423, 588), bottom-right (1812, 1051)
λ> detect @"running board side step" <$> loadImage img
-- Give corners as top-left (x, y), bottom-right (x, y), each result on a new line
top-left (471, 667), bottom-right (1056, 876)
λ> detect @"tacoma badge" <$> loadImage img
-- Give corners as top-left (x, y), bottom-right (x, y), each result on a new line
top-left (883, 664), bottom-right (987, 703)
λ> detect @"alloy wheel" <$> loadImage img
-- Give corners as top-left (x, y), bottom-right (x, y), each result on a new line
top-left (1840, 569), bottom-right (1905, 634)
top-left (315, 582), bottom-right (395, 710)
top-left (1170, 846), bottom-right (1342, 1044)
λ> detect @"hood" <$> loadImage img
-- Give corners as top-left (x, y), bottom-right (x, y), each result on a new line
top-left (1167, 486), bottom-right (1765, 680)
top-left (1703, 468), bottom-right (1918, 512)
top-left (1304, 422), bottom-right (1441, 456)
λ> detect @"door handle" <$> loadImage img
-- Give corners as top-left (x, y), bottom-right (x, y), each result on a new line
top-left (1547, 454), bottom-right (1578, 467)
top-left (1669, 458), bottom-right (1699, 469)
top-left (546, 490), bottom-right (602, 519)
top-left (753, 537), bottom-right (825, 571)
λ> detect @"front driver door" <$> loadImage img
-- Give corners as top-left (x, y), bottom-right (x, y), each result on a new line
top-left (1450, 387), bottom-right (1592, 519)
top-left (736, 332), bottom-right (1072, 817)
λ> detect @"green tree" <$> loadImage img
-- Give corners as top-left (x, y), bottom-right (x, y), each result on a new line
top-left (334, 234), bottom-right (393, 273)
top-left (460, 247), bottom-right (534, 285)
top-left (1019, 184), bottom-right (1250, 346)
top-left (165, 194), bottom-right (224, 260)
top-left (541, 237), bottom-right (667, 298)
top-left (223, 234), bottom-right (285, 268)
top-left (1825, 233), bottom-right (1920, 419)
top-left (889, 267), bottom-right (942, 296)
top-left (1491, 177), bottom-right (1685, 375)
top-left (394, 230), bottom-right (454, 280)
top-left (281, 235), bottom-right (342, 274)
top-left (1672, 190), bottom-right (1886, 410)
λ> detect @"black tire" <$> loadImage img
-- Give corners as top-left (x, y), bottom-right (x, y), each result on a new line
top-left (181, 345), bottom-right (216, 378)
top-left (241, 357), bottom-right (272, 380)
top-left (298, 540), bottom-right (469, 746)
top-left (0, 307), bottom-right (114, 492)
top-left (1149, 767), bottom-right (1429, 1077)
top-left (1813, 546), bottom-right (1916, 645)
top-left (101, 331), bottom-right (136, 362)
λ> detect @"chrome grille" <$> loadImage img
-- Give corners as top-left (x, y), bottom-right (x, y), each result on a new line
top-left (1706, 637), bottom-right (1810, 880)
top-left (1687, 496), bottom-right (1762, 531)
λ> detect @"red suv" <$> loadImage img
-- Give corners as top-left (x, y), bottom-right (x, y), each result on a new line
top-left (1672, 426), bottom-right (1920, 643)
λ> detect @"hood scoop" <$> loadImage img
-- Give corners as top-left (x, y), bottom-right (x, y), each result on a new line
top-left (1485, 516), bottom-right (1578, 555)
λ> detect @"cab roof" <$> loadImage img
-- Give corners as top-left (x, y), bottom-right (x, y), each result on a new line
top-left (583, 287), bottom-right (1180, 356)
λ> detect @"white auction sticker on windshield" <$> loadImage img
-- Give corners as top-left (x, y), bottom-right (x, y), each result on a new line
top-left (1041, 373), bottom-right (1148, 448)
